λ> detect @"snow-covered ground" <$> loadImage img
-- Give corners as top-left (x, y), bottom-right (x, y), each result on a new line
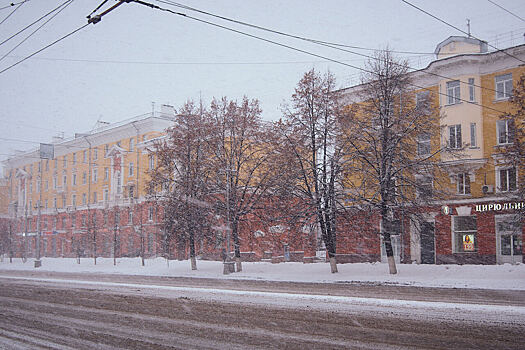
top-left (1, 256), bottom-right (524, 290)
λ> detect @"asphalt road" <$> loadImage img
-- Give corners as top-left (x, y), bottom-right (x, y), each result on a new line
top-left (0, 271), bottom-right (524, 349)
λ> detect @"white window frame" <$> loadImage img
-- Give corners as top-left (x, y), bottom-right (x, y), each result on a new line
top-left (497, 119), bottom-right (514, 145)
top-left (457, 173), bottom-right (471, 195)
top-left (468, 78), bottom-right (475, 102)
top-left (496, 166), bottom-right (517, 193)
top-left (495, 73), bottom-right (512, 100)
top-left (470, 123), bottom-right (477, 148)
top-left (446, 80), bottom-right (461, 105)
top-left (449, 124), bottom-right (462, 149)
top-left (452, 215), bottom-right (477, 253)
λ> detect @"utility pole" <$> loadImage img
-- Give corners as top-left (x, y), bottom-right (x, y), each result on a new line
top-left (35, 159), bottom-right (43, 267)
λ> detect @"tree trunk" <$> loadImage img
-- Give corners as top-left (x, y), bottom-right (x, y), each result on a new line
top-left (383, 229), bottom-right (398, 275)
top-left (189, 228), bottom-right (197, 270)
top-left (233, 225), bottom-right (242, 272)
top-left (329, 256), bottom-right (338, 273)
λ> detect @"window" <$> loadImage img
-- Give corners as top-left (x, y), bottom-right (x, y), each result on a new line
top-left (417, 133), bottom-right (431, 156)
top-left (446, 80), bottom-right (460, 105)
top-left (45, 199), bottom-right (48, 209)
top-left (81, 214), bottom-right (86, 227)
top-left (73, 153), bottom-right (76, 165)
top-left (416, 176), bottom-right (433, 199)
top-left (497, 119), bottom-right (514, 145)
top-left (93, 169), bottom-right (98, 183)
top-left (62, 194), bottom-right (66, 208)
top-left (61, 216), bottom-right (66, 229)
top-left (129, 185), bottom-right (134, 199)
top-left (468, 78), bottom-right (475, 102)
top-left (149, 155), bottom-right (155, 170)
top-left (45, 160), bottom-right (49, 171)
top-left (104, 167), bottom-right (109, 180)
top-left (53, 176), bottom-right (57, 189)
top-left (416, 91), bottom-right (430, 110)
top-left (82, 193), bottom-right (86, 206)
top-left (72, 194), bottom-right (76, 207)
top-left (128, 210), bottom-right (133, 225)
top-left (63, 155), bottom-right (67, 168)
top-left (148, 207), bottom-right (154, 221)
top-left (498, 167), bottom-right (517, 192)
top-left (470, 123), bottom-right (477, 148)
top-left (72, 173), bottom-right (77, 186)
top-left (449, 124), bottom-right (462, 149)
top-left (104, 188), bottom-right (109, 202)
top-left (53, 197), bottom-right (57, 208)
top-left (104, 144), bottom-right (109, 156)
top-left (71, 213), bottom-right (76, 228)
top-left (129, 138), bottom-right (134, 151)
top-left (115, 211), bottom-right (120, 227)
top-left (38, 162), bottom-right (41, 173)
top-left (129, 162), bottom-right (134, 177)
top-left (83, 150), bottom-right (87, 163)
top-left (454, 216), bottom-right (477, 253)
top-left (457, 173), bottom-right (471, 195)
top-left (495, 73), bottom-right (512, 99)
top-left (93, 147), bottom-right (98, 160)
top-left (82, 172), bottom-right (87, 184)
top-left (63, 173), bottom-right (67, 187)
top-left (93, 192), bottom-right (97, 203)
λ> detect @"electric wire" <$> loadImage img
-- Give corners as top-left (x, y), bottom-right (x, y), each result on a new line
top-left (0, 1), bottom-right (30, 11)
top-left (487, 0), bottom-right (525, 22)
top-left (0, 0), bottom-right (73, 48)
top-left (0, 23), bottom-right (89, 75)
top-left (0, 0), bottom-right (25, 25)
top-left (0, 0), bottom-right (75, 63)
top-left (156, 1), bottom-right (512, 103)
top-left (130, 0), bottom-right (515, 115)
top-left (401, 0), bottom-right (525, 65)
top-left (156, 0), bottom-right (436, 55)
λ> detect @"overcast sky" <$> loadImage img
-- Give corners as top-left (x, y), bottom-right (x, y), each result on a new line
top-left (1, 0), bottom-right (524, 170)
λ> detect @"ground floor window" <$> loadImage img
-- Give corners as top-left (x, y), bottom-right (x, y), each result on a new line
top-left (453, 216), bottom-right (477, 253)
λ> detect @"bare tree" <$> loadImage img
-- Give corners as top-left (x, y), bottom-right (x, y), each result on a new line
top-left (277, 69), bottom-right (346, 273)
top-left (499, 73), bottom-right (525, 219)
top-left (148, 100), bottom-right (214, 270)
top-left (343, 51), bottom-right (444, 274)
top-left (207, 96), bottom-right (279, 272)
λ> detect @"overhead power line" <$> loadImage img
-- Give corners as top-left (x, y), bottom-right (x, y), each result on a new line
top-left (0, 0), bottom-right (25, 25)
top-left (156, 1), bottom-right (512, 100)
top-left (0, 23), bottom-right (89, 75)
top-left (0, 0), bottom-right (75, 63)
top-left (401, 0), bottom-right (525, 65)
top-left (125, 0), bottom-right (514, 116)
top-left (487, 0), bottom-right (525, 22)
top-left (0, 0), bottom-right (73, 48)
top-left (157, 0), bottom-right (436, 55)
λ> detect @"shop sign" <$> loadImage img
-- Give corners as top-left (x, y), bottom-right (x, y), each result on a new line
top-left (463, 234), bottom-right (475, 251)
top-left (475, 202), bottom-right (525, 213)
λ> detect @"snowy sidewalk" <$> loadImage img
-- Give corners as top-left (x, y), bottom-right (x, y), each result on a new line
top-left (1, 257), bottom-right (524, 290)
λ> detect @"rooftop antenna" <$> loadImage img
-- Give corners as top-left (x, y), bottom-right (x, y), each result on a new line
top-left (466, 19), bottom-right (471, 38)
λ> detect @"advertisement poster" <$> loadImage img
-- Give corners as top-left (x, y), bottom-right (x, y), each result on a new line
top-left (463, 234), bottom-right (475, 251)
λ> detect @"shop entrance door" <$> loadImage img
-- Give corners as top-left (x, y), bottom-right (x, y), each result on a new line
top-left (420, 222), bottom-right (435, 264)
top-left (496, 215), bottom-right (523, 264)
